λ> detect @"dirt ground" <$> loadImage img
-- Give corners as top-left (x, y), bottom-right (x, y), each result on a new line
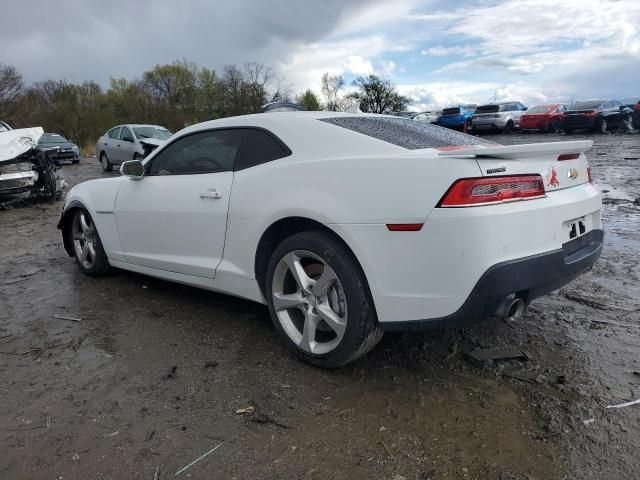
top-left (1, 132), bottom-right (639, 480)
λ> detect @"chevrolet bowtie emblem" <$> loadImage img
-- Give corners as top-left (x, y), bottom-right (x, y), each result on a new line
top-left (568, 168), bottom-right (579, 179)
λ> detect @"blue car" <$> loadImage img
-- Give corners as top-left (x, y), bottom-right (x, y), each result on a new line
top-left (437, 104), bottom-right (477, 131)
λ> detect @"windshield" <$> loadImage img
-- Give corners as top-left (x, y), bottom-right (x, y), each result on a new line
top-left (475, 105), bottom-right (500, 114)
top-left (570, 100), bottom-right (604, 110)
top-left (320, 116), bottom-right (496, 150)
top-left (442, 108), bottom-right (460, 115)
top-left (133, 126), bottom-right (172, 140)
top-left (39, 133), bottom-right (68, 143)
top-left (526, 105), bottom-right (555, 114)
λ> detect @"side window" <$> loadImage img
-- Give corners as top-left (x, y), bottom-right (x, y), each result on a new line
top-left (518, 103), bottom-right (526, 111)
top-left (148, 129), bottom-right (246, 176)
top-left (234, 129), bottom-right (291, 171)
top-left (108, 127), bottom-right (121, 139)
top-left (120, 127), bottom-right (134, 142)
top-left (557, 105), bottom-right (566, 113)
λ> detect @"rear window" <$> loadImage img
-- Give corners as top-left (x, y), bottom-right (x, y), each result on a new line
top-left (570, 100), bottom-right (604, 110)
top-left (475, 105), bottom-right (500, 114)
top-left (320, 116), bottom-right (495, 150)
top-left (442, 107), bottom-right (460, 115)
top-left (526, 105), bottom-right (555, 114)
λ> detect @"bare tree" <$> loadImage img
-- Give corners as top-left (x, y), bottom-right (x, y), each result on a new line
top-left (0, 64), bottom-right (25, 120)
top-left (320, 72), bottom-right (344, 111)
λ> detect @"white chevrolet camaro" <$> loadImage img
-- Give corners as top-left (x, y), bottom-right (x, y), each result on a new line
top-left (58, 112), bottom-right (603, 367)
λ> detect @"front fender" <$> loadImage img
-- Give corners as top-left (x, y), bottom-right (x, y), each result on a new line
top-left (58, 178), bottom-right (125, 262)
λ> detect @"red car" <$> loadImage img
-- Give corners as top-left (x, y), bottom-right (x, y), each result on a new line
top-left (519, 103), bottom-right (567, 132)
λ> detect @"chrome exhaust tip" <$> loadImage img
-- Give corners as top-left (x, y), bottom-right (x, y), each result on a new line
top-left (506, 297), bottom-right (525, 321)
top-left (495, 294), bottom-right (527, 321)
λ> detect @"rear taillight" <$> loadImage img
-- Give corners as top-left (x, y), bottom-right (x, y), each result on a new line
top-left (438, 175), bottom-right (545, 207)
top-left (558, 153), bottom-right (579, 161)
top-left (585, 110), bottom-right (598, 117)
top-left (635, 103), bottom-right (640, 111)
top-left (587, 166), bottom-right (593, 183)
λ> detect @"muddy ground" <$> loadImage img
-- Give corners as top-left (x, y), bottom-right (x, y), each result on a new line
top-left (1, 132), bottom-right (639, 480)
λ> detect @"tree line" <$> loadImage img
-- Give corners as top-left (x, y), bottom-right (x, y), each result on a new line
top-left (0, 61), bottom-right (409, 151)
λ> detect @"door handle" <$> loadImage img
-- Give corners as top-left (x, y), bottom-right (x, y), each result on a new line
top-left (200, 190), bottom-right (222, 199)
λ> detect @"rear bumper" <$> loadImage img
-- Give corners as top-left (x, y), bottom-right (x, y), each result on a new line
top-left (380, 229), bottom-right (603, 331)
top-left (472, 117), bottom-right (508, 129)
top-left (562, 117), bottom-right (597, 130)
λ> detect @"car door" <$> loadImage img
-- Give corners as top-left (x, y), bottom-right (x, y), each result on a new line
top-left (101, 127), bottom-right (120, 159)
top-left (114, 128), bottom-right (247, 278)
top-left (118, 126), bottom-right (137, 162)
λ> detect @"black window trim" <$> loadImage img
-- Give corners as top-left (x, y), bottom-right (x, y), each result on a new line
top-left (144, 126), bottom-right (292, 176)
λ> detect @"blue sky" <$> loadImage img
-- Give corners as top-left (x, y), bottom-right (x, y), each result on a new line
top-left (1, 0), bottom-right (639, 110)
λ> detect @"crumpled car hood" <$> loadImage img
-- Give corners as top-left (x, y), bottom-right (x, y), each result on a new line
top-left (0, 127), bottom-right (44, 163)
top-left (139, 138), bottom-right (165, 148)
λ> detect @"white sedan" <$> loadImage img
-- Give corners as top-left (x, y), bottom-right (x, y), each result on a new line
top-left (58, 112), bottom-right (603, 367)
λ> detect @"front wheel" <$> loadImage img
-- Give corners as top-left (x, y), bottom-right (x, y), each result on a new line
top-left (265, 231), bottom-right (382, 368)
top-left (70, 209), bottom-right (110, 276)
top-left (596, 119), bottom-right (608, 134)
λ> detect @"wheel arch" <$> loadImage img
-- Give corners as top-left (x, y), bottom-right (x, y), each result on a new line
top-left (253, 216), bottom-right (370, 300)
top-left (58, 200), bottom-right (87, 257)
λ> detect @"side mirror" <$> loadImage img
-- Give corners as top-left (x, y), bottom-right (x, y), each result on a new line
top-left (120, 160), bottom-right (144, 180)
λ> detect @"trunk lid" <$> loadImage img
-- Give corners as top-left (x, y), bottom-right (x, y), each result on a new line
top-left (436, 140), bottom-right (593, 191)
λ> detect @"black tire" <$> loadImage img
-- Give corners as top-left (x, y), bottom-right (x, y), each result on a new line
top-left (265, 230), bottom-right (382, 368)
top-left (72, 159), bottom-right (80, 164)
top-left (503, 120), bottom-right (514, 133)
top-left (100, 152), bottom-right (113, 172)
top-left (69, 209), bottom-right (111, 276)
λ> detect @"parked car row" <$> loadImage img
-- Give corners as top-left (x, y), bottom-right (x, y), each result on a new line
top-left (402, 97), bottom-right (638, 135)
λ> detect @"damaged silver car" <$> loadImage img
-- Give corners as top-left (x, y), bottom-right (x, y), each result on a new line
top-left (0, 127), bottom-right (66, 205)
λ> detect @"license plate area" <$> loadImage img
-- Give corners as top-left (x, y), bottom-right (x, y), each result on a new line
top-left (564, 215), bottom-right (592, 241)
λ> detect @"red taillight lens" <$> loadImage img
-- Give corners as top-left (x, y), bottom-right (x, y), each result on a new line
top-left (558, 153), bottom-right (579, 161)
top-left (635, 103), bottom-right (640, 111)
top-left (587, 166), bottom-right (593, 183)
top-left (386, 223), bottom-right (424, 231)
top-left (585, 110), bottom-right (599, 117)
top-left (438, 175), bottom-right (545, 207)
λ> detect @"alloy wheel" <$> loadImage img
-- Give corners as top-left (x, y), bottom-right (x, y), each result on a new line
top-left (271, 250), bottom-right (347, 355)
top-left (72, 211), bottom-right (97, 269)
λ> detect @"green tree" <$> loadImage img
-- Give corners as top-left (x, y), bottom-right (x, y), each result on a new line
top-left (296, 89), bottom-right (321, 111)
top-left (348, 75), bottom-right (409, 114)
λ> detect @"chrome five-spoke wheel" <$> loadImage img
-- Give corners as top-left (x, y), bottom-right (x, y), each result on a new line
top-left (271, 250), bottom-right (347, 355)
top-left (72, 210), bottom-right (98, 269)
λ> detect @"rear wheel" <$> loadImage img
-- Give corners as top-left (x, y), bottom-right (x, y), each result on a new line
top-left (265, 231), bottom-right (381, 368)
top-left (70, 209), bottom-right (110, 276)
top-left (503, 120), bottom-right (514, 133)
top-left (100, 152), bottom-right (113, 172)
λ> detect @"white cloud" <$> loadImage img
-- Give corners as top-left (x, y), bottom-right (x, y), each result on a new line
top-left (344, 55), bottom-right (374, 75)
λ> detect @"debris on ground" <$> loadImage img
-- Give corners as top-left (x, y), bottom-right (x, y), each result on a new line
top-left (52, 314), bottom-right (82, 322)
top-left (161, 366), bottom-right (177, 381)
top-left (235, 406), bottom-right (255, 415)
top-left (605, 398), bottom-right (640, 409)
top-left (153, 465), bottom-right (160, 480)
top-left (174, 443), bottom-right (223, 476)
top-left (204, 361), bottom-right (218, 369)
top-left (464, 346), bottom-right (528, 368)
top-left (583, 418), bottom-right (595, 425)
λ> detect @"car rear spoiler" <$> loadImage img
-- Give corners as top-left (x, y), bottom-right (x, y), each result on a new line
top-left (436, 140), bottom-right (593, 160)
